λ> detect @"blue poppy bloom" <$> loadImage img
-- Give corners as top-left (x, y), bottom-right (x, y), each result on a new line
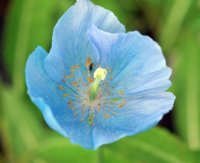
top-left (25, 0), bottom-right (175, 149)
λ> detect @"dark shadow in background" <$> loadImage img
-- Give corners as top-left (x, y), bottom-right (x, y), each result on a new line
top-left (0, 0), bottom-right (10, 157)
top-left (0, 0), bottom-right (11, 85)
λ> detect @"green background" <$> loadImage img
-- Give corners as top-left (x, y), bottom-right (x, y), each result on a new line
top-left (0, 0), bottom-right (200, 162)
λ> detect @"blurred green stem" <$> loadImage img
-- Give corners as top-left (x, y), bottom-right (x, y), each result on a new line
top-left (12, 0), bottom-right (35, 96)
top-left (186, 51), bottom-right (200, 150)
top-left (160, 0), bottom-right (191, 53)
top-left (98, 148), bottom-right (104, 163)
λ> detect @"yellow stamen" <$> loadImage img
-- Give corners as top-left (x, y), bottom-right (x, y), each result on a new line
top-left (63, 93), bottom-right (68, 97)
top-left (71, 65), bottom-right (80, 69)
top-left (64, 75), bottom-right (71, 79)
top-left (85, 57), bottom-right (92, 67)
top-left (58, 85), bottom-right (64, 90)
top-left (87, 76), bottom-right (95, 83)
top-left (71, 82), bottom-right (78, 86)
top-left (68, 100), bottom-right (72, 105)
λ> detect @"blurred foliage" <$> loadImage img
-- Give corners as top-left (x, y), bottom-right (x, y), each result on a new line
top-left (106, 128), bottom-right (195, 163)
top-left (1, 0), bottom-right (200, 162)
top-left (174, 13), bottom-right (200, 150)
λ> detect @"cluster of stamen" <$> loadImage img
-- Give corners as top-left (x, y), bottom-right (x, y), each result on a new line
top-left (57, 57), bottom-right (126, 126)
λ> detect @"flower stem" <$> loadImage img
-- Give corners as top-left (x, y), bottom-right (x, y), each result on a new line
top-left (98, 148), bottom-right (104, 163)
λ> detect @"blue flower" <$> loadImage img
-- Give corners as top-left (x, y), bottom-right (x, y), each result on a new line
top-left (25, 0), bottom-right (175, 149)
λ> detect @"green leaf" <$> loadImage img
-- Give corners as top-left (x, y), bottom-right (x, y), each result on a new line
top-left (173, 2), bottom-right (200, 150)
top-left (160, 0), bottom-right (191, 53)
top-left (33, 134), bottom-right (131, 163)
top-left (194, 151), bottom-right (200, 162)
top-left (32, 134), bottom-right (97, 163)
top-left (4, 0), bottom-right (58, 97)
top-left (1, 88), bottom-right (45, 162)
top-left (106, 128), bottom-right (195, 163)
top-left (31, 127), bottom-right (194, 163)
top-left (173, 25), bottom-right (200, 150)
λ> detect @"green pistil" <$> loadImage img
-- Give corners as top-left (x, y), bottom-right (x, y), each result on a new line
top-left (89, 67), bottom-right (107, 101)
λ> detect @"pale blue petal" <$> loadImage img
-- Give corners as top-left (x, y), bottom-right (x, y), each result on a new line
top-left (117, 68), bottom-right (172, 96)
top-left (26, 47), bottom-right (68, 136)
top-left (25, 47), bottom-right (95, 148)
top-left (45, 0), bottom-right (125, 81)
top-left (87, 25), bottom-right (171, 93)
top-left (92, 93), bottom-right (175, 149)
top-left (87, 26), bottom-right (175, 148)
top-left (30, 97), bottom-right (68, 137)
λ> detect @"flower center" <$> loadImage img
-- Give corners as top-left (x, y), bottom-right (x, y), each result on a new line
top-left (89, 67), bottom-right (107, 101)
top-left (56, 57), bottom-right (126, 126)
